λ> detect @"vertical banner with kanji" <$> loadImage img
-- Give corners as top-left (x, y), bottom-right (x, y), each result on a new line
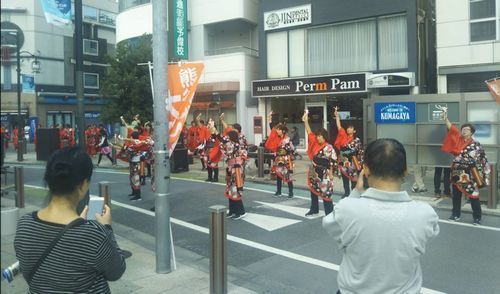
top-left (485, 78), bottom-right (500, 104)
top-left (167, 62), bottom-right (204, 154)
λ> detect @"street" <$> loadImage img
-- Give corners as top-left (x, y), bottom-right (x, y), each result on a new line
top-left (13, 166), bottom-right (500, 294)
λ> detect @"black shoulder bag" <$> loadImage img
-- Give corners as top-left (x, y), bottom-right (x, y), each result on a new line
top-left (26, 217), bottom-right (86, 285)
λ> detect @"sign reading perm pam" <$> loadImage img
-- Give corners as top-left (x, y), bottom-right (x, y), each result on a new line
top-left (251, 73), bottom-right (367, 97)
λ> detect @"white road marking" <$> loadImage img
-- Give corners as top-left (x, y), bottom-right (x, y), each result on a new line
top-left (240, 212), bottom-right (302, 231)
top-left (254, 200), bottom-right (324, 219)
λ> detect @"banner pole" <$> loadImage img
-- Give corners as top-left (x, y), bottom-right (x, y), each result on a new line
top-left (152, 0), bottom-right (172, 273)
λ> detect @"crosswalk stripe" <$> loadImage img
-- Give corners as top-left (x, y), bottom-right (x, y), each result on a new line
top-left (240, 212), bottom-right (301, 231)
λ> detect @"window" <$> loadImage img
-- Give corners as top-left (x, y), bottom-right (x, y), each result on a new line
top-left (99, 10), bottom-right (116, 26)
top-left (83, 5), bottom-right (98, 22)
top-left (470, 0), bottom-right (500, 41)
top-left (83, 39), bottom-right (98, 56)
top-left (84, 73), bottom-right (99, 89)
top-left (266, 32), bottom-right (288, 78)
top-left (378, 15), bottom-right (408, 70)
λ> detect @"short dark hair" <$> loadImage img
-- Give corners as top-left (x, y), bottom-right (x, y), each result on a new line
top-left (275, 123), bottom-right (288, 133)
top-left (44, 147), bottom-right (93, 196)
top-left (364, 138), bottom-right (406, 180)
top-left (460, 123), bottom-right (476, 134)
top-left (227, 130), bottom-right (239, 143)
top-left (346, 124), bottom-right (355, 130)
top-left (233, 123), bottom-right (242, 133)
top-left (131, 131), bottom-right (140, 139)
top-left (314, 128), bottom-right (329, 141)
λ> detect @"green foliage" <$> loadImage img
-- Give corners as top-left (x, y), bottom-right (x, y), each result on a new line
top-left (99, 34), bottom-right (153, 124)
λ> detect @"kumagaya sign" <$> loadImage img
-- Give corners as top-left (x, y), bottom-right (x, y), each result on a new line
top-left (167, 62), bottom-right (204, 154)
top-left (374, 102), bottom-right (416, 124)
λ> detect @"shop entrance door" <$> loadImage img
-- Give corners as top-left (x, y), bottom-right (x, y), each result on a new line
top-left (304, 102), bottom-right (327, 149)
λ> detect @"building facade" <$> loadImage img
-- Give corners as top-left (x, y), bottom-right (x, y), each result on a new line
top-left (116, 0), bottom-right (260, 143)
top-left (1, 0), bottom-right (118, 133)
top-left (254, 0), bottom-right (436, 149)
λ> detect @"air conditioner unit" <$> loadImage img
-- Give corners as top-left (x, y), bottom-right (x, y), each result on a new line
top-left (367, 72), bottom-right (415, 88)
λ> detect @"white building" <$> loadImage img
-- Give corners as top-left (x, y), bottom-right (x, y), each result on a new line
top-left (436, 0), bottom-right (500, 93)
top-left (117, 0), bottom-right (260, 143)
top-left (1, 0), bottom-right (118, 129)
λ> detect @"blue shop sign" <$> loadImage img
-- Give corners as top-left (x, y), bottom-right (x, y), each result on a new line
top-left (375, 102), bottom-right (416, 124)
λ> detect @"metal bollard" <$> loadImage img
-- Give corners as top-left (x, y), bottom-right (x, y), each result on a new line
top-left (209, 205), bottom-right (227, 294)
top-left (99, 181), bottom-right (111, 205)
top-left (487, 162), bottom-right (498, 209)
top-left (257, 146), bottom-right (264, 178)
top-left (111, 148), bottom-right (117, 165)
top-left (14, 166), bottom-right (24, 208)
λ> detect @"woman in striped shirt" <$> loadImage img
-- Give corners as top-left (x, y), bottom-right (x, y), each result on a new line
top-left (14, 147), bottom-right (126, 293)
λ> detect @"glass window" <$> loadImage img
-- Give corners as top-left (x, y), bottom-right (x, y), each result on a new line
top-left (266, 31), bottom-right (288, 78)
top-left (83, 5), bottom-right (98, 22)
top-left (307, 19), bottom-right (376, 75)
top-left (447, 71), bottom-right (500, 92)
top-left (378, 15), bottom-right (408, 70)
top-left (99, 10), bottom-right (116, 26)
top-left (469, 0), bottom-right (499, 41)
top-left (83, 39), bottom-right (99, 56)
top-left (84, 73), bottom-right (99, 89)
top-left (289, 29), bottom-right (305, 77)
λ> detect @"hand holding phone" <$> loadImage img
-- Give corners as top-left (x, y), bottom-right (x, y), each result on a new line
top-left (87, 197), bottom-right (105, 221)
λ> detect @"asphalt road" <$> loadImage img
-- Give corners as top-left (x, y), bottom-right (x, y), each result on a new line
top-left (12, 166), bottom-right (500, 294)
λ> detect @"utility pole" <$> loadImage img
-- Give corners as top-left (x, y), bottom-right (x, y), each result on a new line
top-left (152, 0), bottom-right (172, 273)
top-left (75, 0), bottom-right (85, 148)
top-left (15, 31), bottom-right (24, 161)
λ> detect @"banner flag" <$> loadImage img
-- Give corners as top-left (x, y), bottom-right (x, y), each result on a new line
top-left (22, 74), bottom-right (35, 93)
top-left (40, 0), bottom-right (72, 27)
top-left (485, 78), bottom-right (500, 104)
top-left (167, 62), bottom-right (204, 154)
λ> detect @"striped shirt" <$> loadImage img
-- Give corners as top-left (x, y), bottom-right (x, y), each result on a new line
top-left (14, 212), bottom-right (126, 294)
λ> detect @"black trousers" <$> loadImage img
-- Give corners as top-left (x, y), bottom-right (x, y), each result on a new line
top-left (434, 167), bottom-right (451, 195)
top-left (276, 179), bottom-right (293, 194)
top-left (98, 153), bottom-right (113, 164)
top-left (309, 192), bottom-right (333, 215)
top-left (452, 185), bottom-right (481, 220)
top-left (228, 199), bottom-right (245, 215)
top-left (341, 174), bottom-right (356, 198)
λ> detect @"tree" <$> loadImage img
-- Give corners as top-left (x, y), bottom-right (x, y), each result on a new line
top-left (100, 34), bottom-right (153, 125)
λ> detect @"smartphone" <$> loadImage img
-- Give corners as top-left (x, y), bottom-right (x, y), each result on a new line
top-left (87, 197), bottom-right (105, 220)
top-left (363, 175), bottom-right (370, 189)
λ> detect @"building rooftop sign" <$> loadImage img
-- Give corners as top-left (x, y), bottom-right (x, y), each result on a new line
top-left (264, 4), bottom-right (311, 31)
top-left (252, 73), bottom-right (367, 97)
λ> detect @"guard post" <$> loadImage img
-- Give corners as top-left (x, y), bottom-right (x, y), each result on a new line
top-left (487, 162), bottom-right (498, 209)
top-left (257, 146), bottom-right (264, 178)
top-left (14, 166), bottom-right (24, 208)
top-left (209, 205), bottom-right (227, 294)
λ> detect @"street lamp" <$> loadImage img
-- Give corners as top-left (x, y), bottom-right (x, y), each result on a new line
top-left (2, 30), bottom-right (42, 161)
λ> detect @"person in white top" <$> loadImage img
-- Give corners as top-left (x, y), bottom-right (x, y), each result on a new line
top-left (323, 138), bottom-right (439, 294)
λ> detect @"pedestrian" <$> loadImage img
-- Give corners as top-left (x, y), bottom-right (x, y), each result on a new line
top-left (265, 111), bottom-right (295, 198)
top-left (323, 138), bottom-right (440, 294)
top-left (433, 167), bottom-right (451, 198)
top-left (14, 147), bottom-right (126, 293)
top-left (441, 108), bottom-right (490, 225)
top-left (96, 128), bottom-right (114, 167)
top-left (203, 119), bottom-right (220, 182)
top-left (195, 114), bottom-right (210, 171)
top-left (290, 126), bottom-right (300, 147)
top-left (333, 106), bottom-right (364, 198)
top-left (411, 165), bottom-right (428, 193)
top-left (303, 109), bottom-right (338, 216)
top-left (214, 127), bottom-right (248, 219)
top-left (12, 125), bottom-right (19, 150)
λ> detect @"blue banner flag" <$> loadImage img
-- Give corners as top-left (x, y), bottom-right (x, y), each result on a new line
top-left (374, 102), bottom-right (416, 124)
top-left (40, 0), bottom-right (72, 27)
top-left (22, 74), bottom-right (35, 94)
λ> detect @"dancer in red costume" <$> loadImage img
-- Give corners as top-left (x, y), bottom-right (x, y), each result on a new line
top-left (265, 111), bottom-right (295, 198)
top-left (303, 109), bottom-right (338, 216)
top-left (440, 107), bottom-right (490, 225)
top-left (333, 107), bottom-right (364, 198)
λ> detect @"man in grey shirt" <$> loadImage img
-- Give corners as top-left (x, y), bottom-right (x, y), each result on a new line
top-left (323, 138), bottom-right (439, 294)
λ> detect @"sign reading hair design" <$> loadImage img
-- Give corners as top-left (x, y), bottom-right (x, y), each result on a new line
top-left (252, 73), bottom-right (367, 97)
top-left (264, 4), bottom-right (312, 31)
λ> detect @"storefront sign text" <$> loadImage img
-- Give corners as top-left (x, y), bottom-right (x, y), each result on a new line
top-left (375, 102), bottom-right (416, 124)
top-left (252, 73), bottom-right (366, 97)
top-left (264, 4), bottom-right (311, 31)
